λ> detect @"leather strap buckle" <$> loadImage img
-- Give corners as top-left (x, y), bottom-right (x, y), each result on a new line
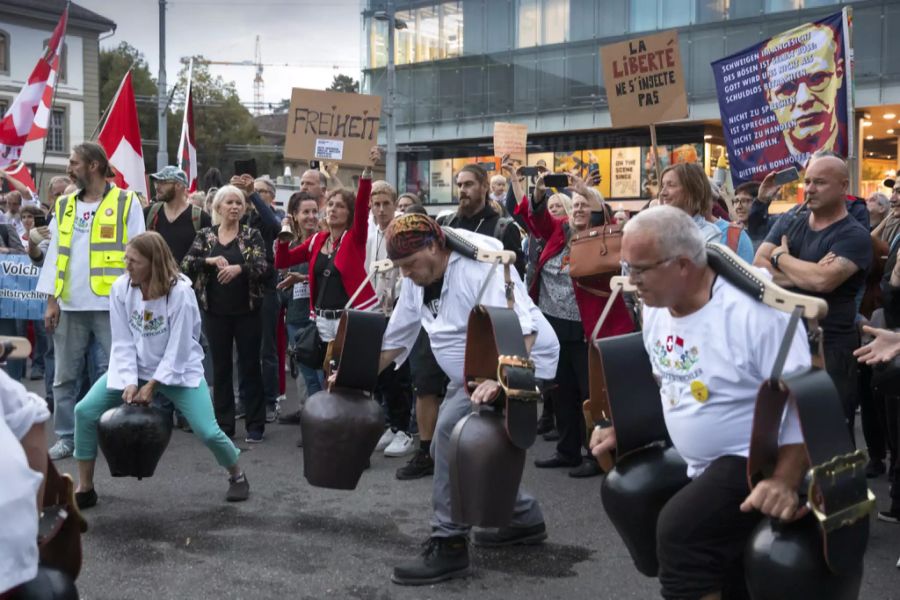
top-left (497, 355), bottom-right (540, 401)
top-left (808, 450), bottom-right (876, 534)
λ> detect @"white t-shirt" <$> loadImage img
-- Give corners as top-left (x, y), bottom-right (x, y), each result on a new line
top-left (642, 274), bottom-right (809, 478)
top-left (35, 190), bottom-right (146, 311)
top-left (107, 274), bottom-right (206, 389)
top-left (383, 228), bottom-right (560, 382)
top-left (0, 371), bottom-right (50, 593)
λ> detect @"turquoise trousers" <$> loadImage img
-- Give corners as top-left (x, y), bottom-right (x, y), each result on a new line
top-left (74, 374), bottom-right (239, 468)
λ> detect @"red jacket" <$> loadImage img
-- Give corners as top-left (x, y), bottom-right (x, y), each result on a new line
top-left (516, 195), bottom-right (633, 341)
top-left (275, 178), bottom-right (378, 314)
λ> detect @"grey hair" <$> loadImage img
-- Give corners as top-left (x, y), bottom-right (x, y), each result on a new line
top-left (210, 185), bottom-right (246, 226)
top-left (254, 176), bottom-right (276, 195)
top-left (869, 192), bottom-right (890, 211)
top-left (303, 169), bottom-right (328, 187)
top-left (623, 205), bottom-right (707, 266)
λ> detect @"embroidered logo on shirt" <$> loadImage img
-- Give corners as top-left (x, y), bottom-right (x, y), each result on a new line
top-left (654, 335), bottom-right (699, 372)
top-left (74, 210), bottom-right (95, 233)
top-left (129, 309), bottom-right (167, 336)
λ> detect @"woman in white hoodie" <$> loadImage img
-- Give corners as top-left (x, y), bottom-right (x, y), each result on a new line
top-left (72, 232), bottom-right (248, 508)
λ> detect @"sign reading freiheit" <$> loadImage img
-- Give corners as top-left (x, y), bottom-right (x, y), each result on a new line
top-left (284, 88), bottom-right (382, 165)
top-left (600, 30), bottom-right (688, 128)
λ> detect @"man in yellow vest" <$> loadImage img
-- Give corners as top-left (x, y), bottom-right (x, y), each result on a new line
top-left (36, 142), bottom-right (146, 460)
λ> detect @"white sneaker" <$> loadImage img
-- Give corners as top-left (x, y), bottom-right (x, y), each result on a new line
top-left (375, 428), bottom-right (395, 452)
top-left (384, 431), bottom-right (415, 457)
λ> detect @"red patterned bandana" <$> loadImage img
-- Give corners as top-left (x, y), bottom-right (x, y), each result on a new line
top-left (386, 213), bottom-right (444, 260)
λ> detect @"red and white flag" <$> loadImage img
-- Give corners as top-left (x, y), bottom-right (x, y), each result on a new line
top-left (177, 62), bottom-right (197, 192)
top-left (5, 161), bottom-right (36, 193)
top-left (0, 7), bottom-right (68, 167)
top-left (97, 71), bottom-right (147, 197)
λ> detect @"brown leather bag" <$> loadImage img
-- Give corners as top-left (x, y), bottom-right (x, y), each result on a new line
top-left (38, 459), bottom-right (87, 579)
top-left (568, 223), bottom-right (624, 279)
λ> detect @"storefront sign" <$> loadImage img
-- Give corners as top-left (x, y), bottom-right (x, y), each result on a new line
top-left (611, 147), bottom-right (641, 198)
top-left (710, 11), bottom-right (852, 184)
top-left (284, 88), bottom-right (382, 165)
top-left (429, 159), bottom-right (453, 205)
top-left (493, 122), bottom-right (528, 163)
top-left (600, 30), bottom-right (688, 128)
top-left (0, 255), bottom-right (45, 320)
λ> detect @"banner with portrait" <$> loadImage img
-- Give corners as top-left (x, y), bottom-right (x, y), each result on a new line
top-left (0, 255), bottom-right (45, 320)
top-left (710, 11), bottom-right (852, 185)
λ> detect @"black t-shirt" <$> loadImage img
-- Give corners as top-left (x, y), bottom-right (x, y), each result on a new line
top-left (766, 211), bottom-right (872, 347)
top-left (206, 238), bottom-right (250, 315)
top-left (422, 276), bottom-right (444, 317)
top-left (313, 251), bottom-right (350, 310)
top-left (145, 205), bottom-right (211, 264)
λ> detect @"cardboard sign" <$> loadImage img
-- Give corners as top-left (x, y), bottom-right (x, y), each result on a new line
top-left (284, 88), bottom-right (382, 166)
top-left (493, 122), bottom-right (528, 163)
top-left (600, 30), bottom-right (688, 127)
top-left (611, 147), bottom-right (641, 198)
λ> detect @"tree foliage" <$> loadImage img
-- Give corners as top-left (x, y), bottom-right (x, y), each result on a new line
top-left (326, 74), bottom-right (360, 94)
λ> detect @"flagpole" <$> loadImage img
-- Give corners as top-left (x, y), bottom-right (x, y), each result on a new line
top-left (36, 1), bottom-right (70, 200)
top-left (90, 65), bottom-right (134, 141)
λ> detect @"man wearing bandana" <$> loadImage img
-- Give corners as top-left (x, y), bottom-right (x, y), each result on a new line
top-left (376, 213), bottom-right (560, 585)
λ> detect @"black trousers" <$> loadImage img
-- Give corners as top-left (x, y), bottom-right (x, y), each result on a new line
top-left (205, 309), bottom-right (265, 436)
top-left (545, 314), bottom-right (590, 463)
top-left (824, 342), bottom-right (860, 447)
top-left (858, 363), bottom-right (886, 462)
top-left (885, 395), bottom-right (900, 506)
top-left (657, 456), bottom-right (760, 600)
top-left (375, 359), bottom-right (414, 433)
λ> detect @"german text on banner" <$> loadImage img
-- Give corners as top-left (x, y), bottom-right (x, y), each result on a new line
top-left (710, 11), bottom-right (852, 185)
top-left (0, 255), bottom-right (46, 320)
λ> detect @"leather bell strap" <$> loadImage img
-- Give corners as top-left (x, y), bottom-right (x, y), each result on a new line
top-left (748, 311), bottom-right (873, 576)
top-left (463, 305), bottom-right (539, 450)
top-left (345, 259), bottom-right (395, 316)
top-left (330, 310), bottom-right (388, 392)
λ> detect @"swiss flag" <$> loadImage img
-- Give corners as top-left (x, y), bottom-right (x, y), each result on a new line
top-left (5, 162), bottom-right (36, 193)
top-left (177, 63), bottom-right (197, 192)
top-left (0, 7), bottom-right (67, 166)
top-left (97, 71), bottom-right (147, 197)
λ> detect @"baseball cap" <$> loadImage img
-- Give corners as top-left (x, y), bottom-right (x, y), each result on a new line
top-left (150, 166), bottom-right (189, 186)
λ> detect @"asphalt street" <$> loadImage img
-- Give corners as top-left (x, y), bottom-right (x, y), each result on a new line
top-left (25, 377), bottom-right (900, 600)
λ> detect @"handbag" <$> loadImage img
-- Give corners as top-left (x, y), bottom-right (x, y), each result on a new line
top-left (568, 223), bottom-right (624, 279)
top-left (38, 460), bottom-right (87, 580)
top-left (289, 242), bottom-right (337, 369)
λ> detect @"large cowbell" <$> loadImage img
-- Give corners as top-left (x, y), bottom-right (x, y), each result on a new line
top-left (745, 369), bottom-right (872, 600)
top-left (596, 332), bottom-right (690, 577)
top-left (300, 310), bottom-right (387, 490)
top-left (97, 404), bottom-right (173, 479)
top-left (449, 305), bottom-right (540, 528)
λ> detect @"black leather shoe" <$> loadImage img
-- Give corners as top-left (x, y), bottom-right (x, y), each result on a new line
top-left (865, 459), bottom-right (886, 478)
top-left (75, 488), bottom-right (98, 510)
top-left (568, 459), bottom-right (603, 478)
top-left (536, 417), bottom-right (554, 436)
top-left (542, 429), bottom-right (560, 442)
top-left (534, 454), bottom-right (580, 469)
top-left (278, 409), bottom-right (302, 425)
top-left (473, 522), bottom-right (547, 547)
top-left (391, 537), bottom-right (470, 585)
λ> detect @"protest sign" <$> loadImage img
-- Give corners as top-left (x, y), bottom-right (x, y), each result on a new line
top-left (0, 255), bottom-right (45, 320)
top-left (600, 30), bottom-right (688, 128)
top-left (493, 122), bottom-right (528, 163)
top-left (710, 11), bottom-right (852, 184)
top-left (284, 89), bottom-right (382, 165)
top-left (611, 148), bottom-right (641, 198)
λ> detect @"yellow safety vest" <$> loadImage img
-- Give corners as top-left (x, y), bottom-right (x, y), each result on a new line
top-left (54, 185), bottom-right (133, 298)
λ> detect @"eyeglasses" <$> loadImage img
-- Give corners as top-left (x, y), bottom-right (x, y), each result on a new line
top-left (620, 256), bottom-right (678, 278)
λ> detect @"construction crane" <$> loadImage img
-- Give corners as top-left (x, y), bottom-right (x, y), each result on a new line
top-left (182, 37), bottom-right (359, 115)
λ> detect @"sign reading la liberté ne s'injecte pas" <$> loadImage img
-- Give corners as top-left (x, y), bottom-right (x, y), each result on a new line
top-left (600, 30), bottom-right (688, 128)
top-left (0, 255), bottom-right (45, 320)
top-left (710, 11), bottom-right (852, 185)
top-left (283, 89), bottom-right (382, 166)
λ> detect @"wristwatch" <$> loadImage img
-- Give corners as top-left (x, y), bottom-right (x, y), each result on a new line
top-left (770, 251), bottom-right (784, 271)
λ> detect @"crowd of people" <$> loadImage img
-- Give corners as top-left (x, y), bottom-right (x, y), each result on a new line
top-left (1, 138), bottom-right (899, 597)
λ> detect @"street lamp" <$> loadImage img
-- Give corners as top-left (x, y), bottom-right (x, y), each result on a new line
top-left (373, 6), bottom-right (407, 187)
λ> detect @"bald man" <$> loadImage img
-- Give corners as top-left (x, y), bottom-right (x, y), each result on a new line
top-left (753, 155), bottom-right (872, 442)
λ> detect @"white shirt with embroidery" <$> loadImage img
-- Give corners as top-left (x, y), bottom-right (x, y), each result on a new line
top-left (35, 192), bottom-right (146, 310)
top-left (382, 228), bottom-right (559, 382)
top-left (642, 274), bottom-right (809, 478)
top-left (107, 274), bottom-right (205, 389)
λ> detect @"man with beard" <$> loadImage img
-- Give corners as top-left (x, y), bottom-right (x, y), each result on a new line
top-left (145, 166), bottom-right (211, 263)
top-left (35, 142), bottom-right (146, 460)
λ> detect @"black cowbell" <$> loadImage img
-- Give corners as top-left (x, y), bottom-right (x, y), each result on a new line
top-left (300, 388), bottom-right (384, 490)
top-left (600, 445), bottom-right (691, 576)
top-left (449, 408), bottom-right (525, 527)
top-left (744, 514), bottom-right (865, 600)
top-left (97, 404), bottom-right (172, 479)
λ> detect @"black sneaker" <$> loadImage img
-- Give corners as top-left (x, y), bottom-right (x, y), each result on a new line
top-left (391, 536), bottom-right (470, 585)
top-left (75, 488), bottom-right (98, 510)
top-left (278, 408), bottom-right (302, 425)
top-left (878, 509), bottom-right (900, 524)
top-left (396, 448), bottom-right (434, 480)
top-left (473, 522), bottom-right (547, 547)
top-left (866, 459), bottom-right (886, 478)
top-left (226, 473), bottom-right (250, 502)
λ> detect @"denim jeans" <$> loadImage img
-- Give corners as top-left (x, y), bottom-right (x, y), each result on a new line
top-left (52, 311), bottom-right (112, 443)
top-left (286, 321), bottom-right (323, 399)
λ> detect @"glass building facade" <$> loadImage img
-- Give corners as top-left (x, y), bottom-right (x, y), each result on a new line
top-left (362, 0), bottom-right (900, 206)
